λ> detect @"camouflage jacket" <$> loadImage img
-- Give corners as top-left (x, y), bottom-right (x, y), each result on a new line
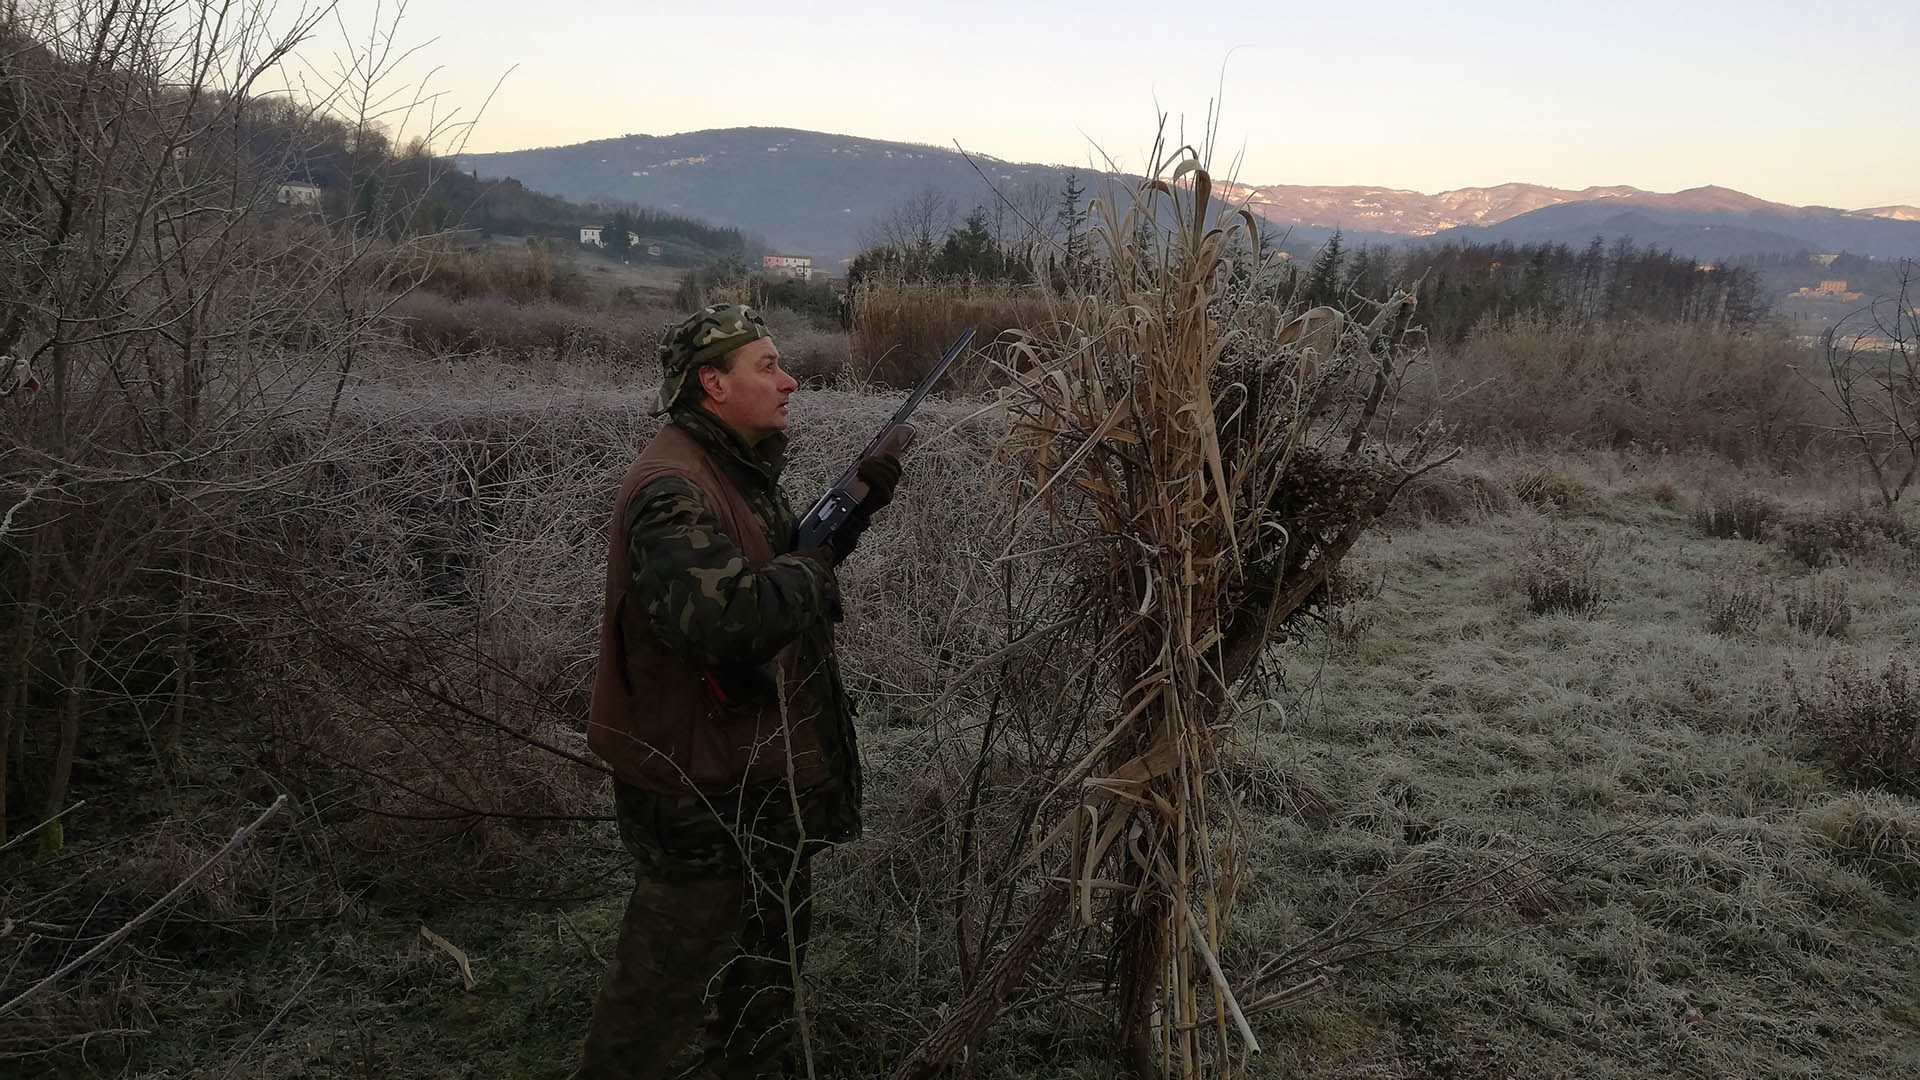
top-left (620, 405), bottom-right (862, 846)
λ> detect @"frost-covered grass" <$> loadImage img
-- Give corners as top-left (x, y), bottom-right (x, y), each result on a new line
top-left (1230, 487), bottom-right (1920, 1078)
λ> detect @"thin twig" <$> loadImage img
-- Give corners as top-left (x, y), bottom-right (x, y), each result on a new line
top-left (0, 800), bottom-right (86, 856)
top-left (213, 954), bottom-right (329, 1080)
top-left (0, 795), bottom-right (287, 1017)
top-left (557, 909), bottom-right (606, 968)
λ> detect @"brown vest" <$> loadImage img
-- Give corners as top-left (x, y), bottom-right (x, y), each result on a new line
top-left (587, 423), bottom-right (829, 793)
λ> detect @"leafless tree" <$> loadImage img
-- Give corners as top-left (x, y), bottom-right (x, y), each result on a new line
top-left (863, 185), bottom-right (955, 258)
top-left (1810, 261), bottom-right (1920, 511)
top-left (0, 0), bottom-right (473, 850)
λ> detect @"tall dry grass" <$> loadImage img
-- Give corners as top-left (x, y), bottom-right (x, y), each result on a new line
top-left (384, 290), bottom-right (674, 364)
top-left (387, 241), bottom-right (590, 305)
top-left (1427, 316), bottom-right (1824, 463)
top-left (848, 273), bottom-right (1052, 392)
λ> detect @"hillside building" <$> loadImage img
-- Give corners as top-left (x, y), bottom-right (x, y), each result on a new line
top-left (761, 254), bottom-right (813, 280)
top-left (580, 227), bottom-right (643, 249)
top-left (275, 181), bottom-right (320, 208)
top-left (1790, 280), bottom-right (1862, 302)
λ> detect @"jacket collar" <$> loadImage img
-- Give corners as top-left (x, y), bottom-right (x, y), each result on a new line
top-left (670, 404), bottom-right (788, 487)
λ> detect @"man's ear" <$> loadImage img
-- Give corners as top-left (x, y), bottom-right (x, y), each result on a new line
top-left (697, 363), bottom-right (727, 403)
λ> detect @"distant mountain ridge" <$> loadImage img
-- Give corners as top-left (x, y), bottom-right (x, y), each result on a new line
top-left (1429, 188), bottom-right (1920, 260)
top-left (457, 127), bottom-right (1920, 265)
top-left (1207, 179), bottom-right (1649, 235)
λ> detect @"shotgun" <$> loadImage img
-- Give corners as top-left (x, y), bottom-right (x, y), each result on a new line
top-left (795, 328), bottom-right (975, 550)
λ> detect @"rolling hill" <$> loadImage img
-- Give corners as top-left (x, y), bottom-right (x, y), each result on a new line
top-left (457, 128), bottom-right (1920, 266)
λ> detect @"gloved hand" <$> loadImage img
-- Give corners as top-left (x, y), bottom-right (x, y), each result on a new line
top-left (854, 452), bottom-right (902, 515)
top-left (816, 521), bottom-right (867, 567)
top-left (795, 546), bottom-right (838, 569)
top-left (794, 454), bottom-right (905, 569)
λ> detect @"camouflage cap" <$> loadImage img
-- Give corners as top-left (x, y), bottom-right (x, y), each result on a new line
top-left (652, 303), bottom-right (771, 416)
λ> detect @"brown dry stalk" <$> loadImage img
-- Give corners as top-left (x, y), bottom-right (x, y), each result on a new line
top-left (901, 141), bottom-right (1445, 1076)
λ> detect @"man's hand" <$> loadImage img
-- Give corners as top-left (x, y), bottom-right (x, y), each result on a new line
top-left (800, 453), bottom-right (905, 567)
top-left (855, 452), bottom-right (902, 515)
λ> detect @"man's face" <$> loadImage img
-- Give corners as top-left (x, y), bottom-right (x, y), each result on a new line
top-left (697, 337), bottom-right (796, 444)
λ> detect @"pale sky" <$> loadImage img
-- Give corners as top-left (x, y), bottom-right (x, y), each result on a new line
top-left (300, 0), bottom-right (1917, 210)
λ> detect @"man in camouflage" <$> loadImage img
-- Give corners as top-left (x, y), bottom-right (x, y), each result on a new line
top-left (576, 304), bottom-right (899, 1079)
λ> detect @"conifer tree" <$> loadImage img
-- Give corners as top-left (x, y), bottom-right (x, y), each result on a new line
top-left (1304, 227), bottom-right (1345, 308)
top-left (1057, 171), bottom-right (1087, 279)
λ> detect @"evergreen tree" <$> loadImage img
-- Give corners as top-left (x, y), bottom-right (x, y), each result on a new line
top-left (1056, 171), bottom-right (1087, 280)
top-left (602, 211), bottom-right (632, 256)
top-left (1304, 228), bottom-right (1345, 308)
top-left (940, 208), bottom-right (998, 279)
top-left (1346, 244), bottom-right (1373, 300)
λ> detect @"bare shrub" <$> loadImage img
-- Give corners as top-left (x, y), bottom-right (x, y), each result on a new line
top-left (1516, 525), bottom-right (1613, 615)
top-left (1430, 316), bottom-right (1821, 461)
top-left (391, 240), bottom-right (589, 305)
top-left (227, 392), bottom-right (646, 849)
top-left (1703, 566), bottom-right (1775, 637)
top-left (1693, 489), bottom-right (1782, 540)
top-left (1807, 263), bottom-right (1920, 510)
top-left (1219, 746), bottom-right (1332, 818)
top-left (1791, 653), bottom-right (1920, 790)
top-left (1507, 462), bottom-right (1592, 514)
top-left (758, 307), bottom-right (850, 381)
top-left (0, 0), bottom-right (469, 851)
top-left (386, 292), bottom-right (670, 364)
top-left (1804, 792), bottom-right (1920, 892)
top-left (1643, 475), bottom-right (1681, 504)
top-left (1379, 464), bottom-right (1516, 525)
top-left (1773, 504), bottom-right (1907, 568)
top-left (1783, 573), bottom-right (1853, 637)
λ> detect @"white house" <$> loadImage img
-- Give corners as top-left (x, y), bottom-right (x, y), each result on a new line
top-left (580, 227), bottom-right (644, 249)
top-left (276, 181), bottom-right (320, 208)
top-left (761, 254), bottom-right (812, 281)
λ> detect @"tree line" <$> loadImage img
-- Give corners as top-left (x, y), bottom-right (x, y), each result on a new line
top-left (589, 203), bottom-right (744, 260)
top-left (844, 177), bottom-right (1772, 343)
top-left (1328, 234), bottom-right (1770, 343)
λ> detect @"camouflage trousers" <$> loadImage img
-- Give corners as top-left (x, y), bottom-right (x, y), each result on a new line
top-left (576, 781), bottom-right (829, 1080)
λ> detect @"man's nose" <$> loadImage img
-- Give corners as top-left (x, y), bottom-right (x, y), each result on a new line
top-left (778, 369), bottom-right (798, 393)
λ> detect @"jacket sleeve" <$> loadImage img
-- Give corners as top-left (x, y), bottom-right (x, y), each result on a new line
top-left (624, 476), bottom-right (840, 668)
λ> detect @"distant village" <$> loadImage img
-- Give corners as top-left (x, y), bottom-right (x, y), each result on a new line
top-left (1789, 278), bottom-right (1862, 303)
top-left (577, 226), bottom-right (815, 280)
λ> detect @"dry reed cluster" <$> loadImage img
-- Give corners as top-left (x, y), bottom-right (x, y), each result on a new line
top-left (894, 150), bottom-right (1452, 1077)
top-left (386, 241), bottom-right (589, 305)
top-left (849, 273), bottom-right (1053, 393)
